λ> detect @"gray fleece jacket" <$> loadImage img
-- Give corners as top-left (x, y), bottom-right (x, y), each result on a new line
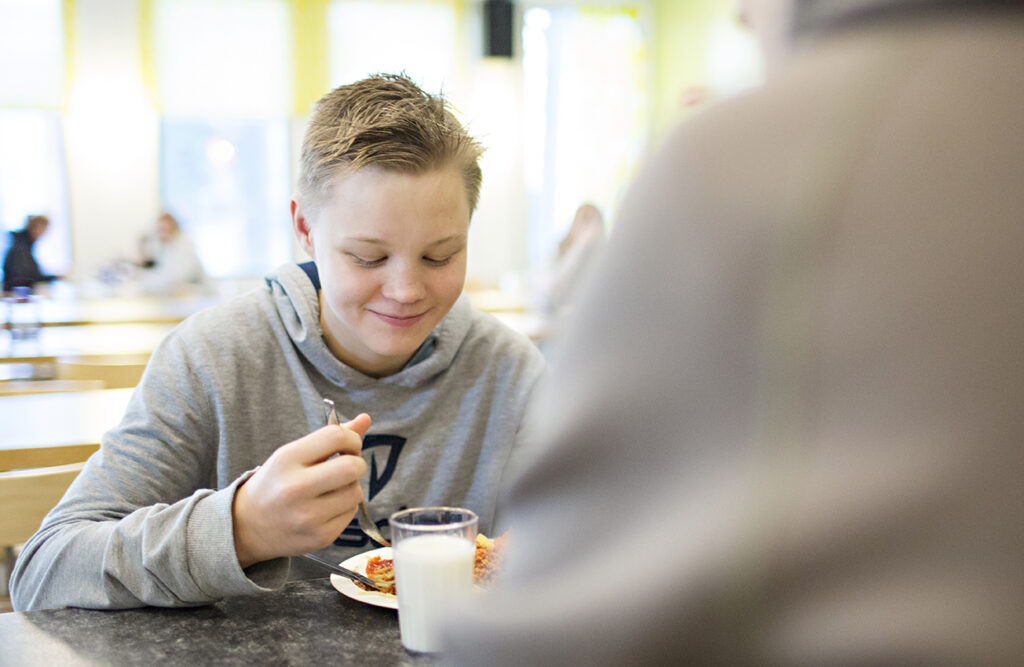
top-left (10, 263), bottom-right (545, 611)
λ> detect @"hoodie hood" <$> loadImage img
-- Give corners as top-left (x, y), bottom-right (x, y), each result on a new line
top-left (263, 262), bottom-right (474, 390)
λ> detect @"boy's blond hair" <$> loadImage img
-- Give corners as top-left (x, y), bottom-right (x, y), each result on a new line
top-left (298, 73), bottom-right (484, 216)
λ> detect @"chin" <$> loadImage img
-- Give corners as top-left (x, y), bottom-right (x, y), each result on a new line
top-left (370, 332), bottom-right (429, 359)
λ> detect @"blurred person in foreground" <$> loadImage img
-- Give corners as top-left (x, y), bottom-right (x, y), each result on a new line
top-left (137, 211), bottom-right (208, 295)
top-left (2, 214), bottom-right (60, 292)
top-left (443, 0), bottom-right (1024, 664)
top-left (10, 74), bottom-right (544, 611)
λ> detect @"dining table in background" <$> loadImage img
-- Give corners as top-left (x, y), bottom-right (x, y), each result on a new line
top-left (0, 387), bottom-right (133, 455)
top-left (15, 294), bottom-right (224, 328)
top-left (0, 578), bottom-right (431, 665)
top-left (0, 323), bottom-right (176, 365)
top-left (488, 310), bottom-right (551, 344)
top-left (3, 288), bottom-right (548, 349)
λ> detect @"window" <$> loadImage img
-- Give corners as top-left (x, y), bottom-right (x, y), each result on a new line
top-left (160, 118), bottom-right (291, 278)
top-left (153, 0), bottom-right (291, 118)
top-left (153, 0), bottom-right (292, 278)
top-left (0, 110), bottom-right (71, 277)
top-left (522, 5), bottom-right (650, 268)
top-left (0, 0), bottom-right (64, 107)
top-left (0, 0), bottom-right (70, 280)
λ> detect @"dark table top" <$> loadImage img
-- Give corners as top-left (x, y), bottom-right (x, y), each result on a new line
top-left (0, 578), bottom-right (434, 666)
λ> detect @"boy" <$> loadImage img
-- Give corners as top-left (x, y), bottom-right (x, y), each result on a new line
top-left (11, 74), bottom-right (545, 610)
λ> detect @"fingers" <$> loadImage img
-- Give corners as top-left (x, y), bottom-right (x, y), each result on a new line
top-left (310, 483), bottom-right (365, 524)
top-left (291, 421), bottom-right (366, 465)
top-left (304, 454), bottom-right (367, 497)
top-left (343, 412), bottom-right (372, 437)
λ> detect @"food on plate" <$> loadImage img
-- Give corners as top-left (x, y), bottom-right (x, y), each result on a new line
top-left (354, 531), bottom-right (508, 595)
top-left (363, 554), bottom-right (396, 594)
top-left (472, 532), bottom-right (506, 585)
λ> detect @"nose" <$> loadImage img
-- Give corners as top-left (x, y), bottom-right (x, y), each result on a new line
top-left (380, 261), bottom-right (426, 304)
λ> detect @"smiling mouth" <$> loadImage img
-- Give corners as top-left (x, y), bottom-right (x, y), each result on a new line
top-left (370, 310), bottom-right (427, 328)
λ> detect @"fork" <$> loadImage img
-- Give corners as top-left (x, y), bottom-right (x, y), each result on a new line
top-left (323, 398), bottom-right (392, 547)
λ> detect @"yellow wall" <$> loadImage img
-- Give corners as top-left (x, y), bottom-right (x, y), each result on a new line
top-left (289, 0), bottom-right (330, 115)
top-left (650, 0), bottom-right (734, 144)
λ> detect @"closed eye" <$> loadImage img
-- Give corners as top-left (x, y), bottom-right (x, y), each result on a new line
top-left (423, 254), bottom-right (454, 266)
top-left (347, 253), bottom-right (386, 268)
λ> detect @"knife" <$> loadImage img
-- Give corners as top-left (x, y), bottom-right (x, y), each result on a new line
top-left (301, 552), bottom-right (384, 592)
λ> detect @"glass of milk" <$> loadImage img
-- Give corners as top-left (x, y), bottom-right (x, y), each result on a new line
top-left (389, 507), bottom-right (478, 655)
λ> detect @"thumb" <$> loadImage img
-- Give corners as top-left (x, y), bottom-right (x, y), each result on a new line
top-left (343, 412), bottom-right (372, 438)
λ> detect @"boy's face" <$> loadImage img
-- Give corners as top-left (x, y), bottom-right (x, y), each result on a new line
top-left (292, 165), bottom-right (470, 377)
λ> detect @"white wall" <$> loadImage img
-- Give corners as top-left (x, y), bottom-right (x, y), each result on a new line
top-left (464, 59), bottom-right (527, 286)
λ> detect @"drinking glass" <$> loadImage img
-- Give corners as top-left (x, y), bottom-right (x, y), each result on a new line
top-left (389, 507), bottom-right (478, 654)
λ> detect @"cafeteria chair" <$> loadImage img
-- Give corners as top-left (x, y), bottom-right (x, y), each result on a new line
top-left (54, 353), bottom-right (150, 389)
top-left (0, 445), bottom-right (98, 598)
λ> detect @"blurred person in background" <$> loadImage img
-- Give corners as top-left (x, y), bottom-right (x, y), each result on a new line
top-left (2, 214), bottom-right (60, 292)
top-left (533, 203), bottom-right (606, 322)
top-left (443, 0), bottom-right (1024, 664)
top-left (137, 211), bottom-right (207, 295)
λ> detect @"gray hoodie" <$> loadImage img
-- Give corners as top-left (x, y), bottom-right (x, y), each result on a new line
top-left (10, 262), bottom-right (545, 610)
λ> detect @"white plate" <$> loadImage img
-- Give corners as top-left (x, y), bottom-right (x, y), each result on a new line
top-left (330, 546), bottom-right (397, 609)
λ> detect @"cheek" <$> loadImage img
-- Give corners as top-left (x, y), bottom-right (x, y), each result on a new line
top-left (322, 263), bottom-right (380, 311)
top-left (434, 263), bottom-right (467, 303)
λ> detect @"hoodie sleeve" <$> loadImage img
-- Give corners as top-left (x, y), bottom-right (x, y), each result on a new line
top-left (9, 325), bottom-right (290, 611)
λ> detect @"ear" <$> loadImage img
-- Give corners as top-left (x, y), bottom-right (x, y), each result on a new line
top-left (291, 197), bottom-right (316, 259)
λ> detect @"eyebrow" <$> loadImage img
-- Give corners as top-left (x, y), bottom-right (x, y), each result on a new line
top-left (345, 234), bottom-right (466, 247)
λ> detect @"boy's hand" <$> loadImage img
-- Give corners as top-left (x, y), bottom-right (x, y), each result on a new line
top-left (232, 413), bottom-right (372, 568)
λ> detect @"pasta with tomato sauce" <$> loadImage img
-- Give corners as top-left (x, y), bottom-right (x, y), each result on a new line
top-left (355, 532), bottom-right (507, 595)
